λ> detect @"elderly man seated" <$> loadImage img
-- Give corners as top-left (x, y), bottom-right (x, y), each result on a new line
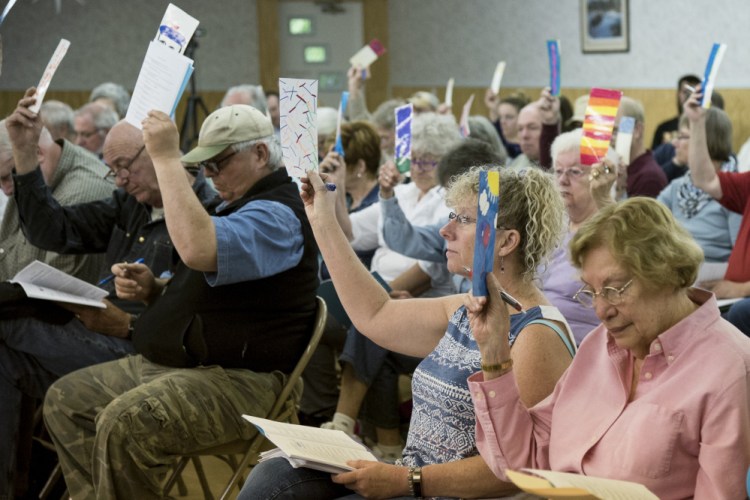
top-left (43, 104), bottom-right (319, 499)
top-left (0, 88), bottom-right (215, 499)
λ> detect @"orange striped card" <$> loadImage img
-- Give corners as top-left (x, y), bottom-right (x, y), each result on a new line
top-left (580, 88), bottom-right (622, 166)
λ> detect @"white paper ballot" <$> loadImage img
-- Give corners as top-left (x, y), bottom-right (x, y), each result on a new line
top-left (490, 61), bottom-right (506, 95)
top-left (11, 261), bottom-right (108, 308)
top-left (125, 40), bottom-right (194, 129)
top-left (445, 78), bottom-right (455, 107)
top-left (30, 39), bottom-right (70, 114)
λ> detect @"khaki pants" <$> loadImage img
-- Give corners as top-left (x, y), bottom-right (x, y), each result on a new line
top-left (44, 354), bottom-right (283, 500)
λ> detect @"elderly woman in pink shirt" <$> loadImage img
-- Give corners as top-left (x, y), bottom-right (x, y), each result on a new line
top-left (465, 197), bottom-right (750, 499)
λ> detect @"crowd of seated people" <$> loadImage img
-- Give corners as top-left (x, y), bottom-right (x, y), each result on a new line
top-left (1, 54), bottom-right (749, 500)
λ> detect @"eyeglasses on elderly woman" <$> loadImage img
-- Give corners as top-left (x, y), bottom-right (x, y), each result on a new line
top-left (553, 166), bottom-right (587, 180)
top-left (573, 279), bottom-right (633, 308)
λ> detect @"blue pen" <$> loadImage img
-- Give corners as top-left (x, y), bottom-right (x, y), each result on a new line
top-left (98, 258), bottom-right (145, 286)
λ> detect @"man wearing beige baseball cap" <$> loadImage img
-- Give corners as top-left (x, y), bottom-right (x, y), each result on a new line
top-left (43, 106), bottom-right (320, 498)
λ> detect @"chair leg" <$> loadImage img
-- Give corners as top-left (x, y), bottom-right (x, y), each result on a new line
top-left (38, 463), bottom-right (63, 500)
top-left (163, 458), bottom-right (191, 497)
top-left (175, 473), bottom-right (188, 496)
top-left (191, 457), bottom-right (214, 500)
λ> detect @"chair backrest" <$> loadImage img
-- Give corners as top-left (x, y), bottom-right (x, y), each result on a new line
top-left (163, 296), bottom-right (329, 500)
top-left (263, 295), bottom-right (327, 421)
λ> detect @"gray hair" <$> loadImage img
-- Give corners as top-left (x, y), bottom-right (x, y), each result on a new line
top-left (221, 84), bottom-right (268, 114)
top-left (550, 128), bottom-right (582, 167)
top-left (618, 96), bottom-right (645, 124)
top-left (233, 135), bottom-right (282, 171)
top-left (412, 112), bottom-right (462, 159)
top-left (75, 102), bottom-right (118, 131)
top-left (372, 99), bottom-right (406, 130)
top-left (40, 100), bottom-right (75, 142)
top-left (467, 115), bottom-right (508, 161)
top-left (89, 82), bottom-right (131, 118)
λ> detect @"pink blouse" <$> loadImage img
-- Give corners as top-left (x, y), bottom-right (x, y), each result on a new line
top-left (469, 289), bottom-right (750, 499)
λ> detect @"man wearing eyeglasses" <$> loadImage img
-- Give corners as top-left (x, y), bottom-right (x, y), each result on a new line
top-left (43, 104), bottom-right (320, 499)
top-left (73, 102), bottom-right (118, 157)
top-left (0, 88), bottom-right (216, 499)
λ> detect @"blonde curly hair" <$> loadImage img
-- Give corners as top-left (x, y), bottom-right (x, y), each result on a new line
top-left (445, 166), bottom-right (565, 283)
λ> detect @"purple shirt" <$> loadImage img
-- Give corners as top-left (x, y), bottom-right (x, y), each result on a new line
top-left (469, 288), bottom-right (750, 499)
top-left (540, 231), bottom-right (600, 344)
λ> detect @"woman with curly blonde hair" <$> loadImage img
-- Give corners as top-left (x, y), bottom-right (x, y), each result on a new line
top-left (239, 166), bottom-right (577, 499)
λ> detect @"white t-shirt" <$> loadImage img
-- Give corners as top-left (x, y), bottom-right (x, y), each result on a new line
top-left (350, 182), bottom-right (453, 296)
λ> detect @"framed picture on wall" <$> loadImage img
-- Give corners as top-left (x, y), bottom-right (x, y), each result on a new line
top-left (581, 0), bottom-right (629, 53)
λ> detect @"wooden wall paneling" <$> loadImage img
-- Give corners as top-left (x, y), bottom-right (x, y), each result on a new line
top-left (257, 0), bottom-right (281, 92)
top-left (362, 0), bottom-right (389, 111)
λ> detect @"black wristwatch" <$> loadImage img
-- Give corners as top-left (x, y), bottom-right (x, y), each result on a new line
top-left (126, 314), bottom-right (138, 340)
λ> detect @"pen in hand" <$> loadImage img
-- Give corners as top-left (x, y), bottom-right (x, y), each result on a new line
top-left (462, 266), bottom-right (525, 313)
top-left (98, 258), bottom-right (145, 286)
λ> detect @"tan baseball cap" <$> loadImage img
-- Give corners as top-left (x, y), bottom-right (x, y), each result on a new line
top-left (181, 104), bottom-right (274, 164)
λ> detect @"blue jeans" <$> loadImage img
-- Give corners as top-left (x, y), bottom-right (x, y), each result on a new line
top-left (238, 458), bottom-right (352, 500)
top-left (340, 327), bottom-right (421, 429)
top-left (238, 457), bottom-right (412, 500)
top-left (0, 316), bottom-right (135, 497)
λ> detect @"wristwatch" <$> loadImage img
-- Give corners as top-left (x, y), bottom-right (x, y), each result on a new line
top-left (407, 466), bottom-right (422, 498)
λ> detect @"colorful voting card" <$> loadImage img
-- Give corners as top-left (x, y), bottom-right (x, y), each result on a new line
top-left (333, 91), bottom-right (349, 157)
top-left (700, 43), bottom-right (727, 109)
top-left (394, 103), bottom-right (413, 174)
top-left (580, 88), bottom-right (622, 166)
top-left (30, 39), bottom-right (70, 114)
top-left (547, 40), bottom-right (561, 96)
top-left (349, 39), bottom-right (386, 69)
top-left (280, 78), bottom-right (319, 178)
top-left (472, 170), bottom-right (500, 297)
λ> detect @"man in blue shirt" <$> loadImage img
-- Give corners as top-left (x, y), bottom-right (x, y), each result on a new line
top-left (44, 105), bottom-right (319, 499)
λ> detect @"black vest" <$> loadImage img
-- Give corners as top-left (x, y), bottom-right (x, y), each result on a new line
top-left (133, 169), bottom-right (319, 372)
